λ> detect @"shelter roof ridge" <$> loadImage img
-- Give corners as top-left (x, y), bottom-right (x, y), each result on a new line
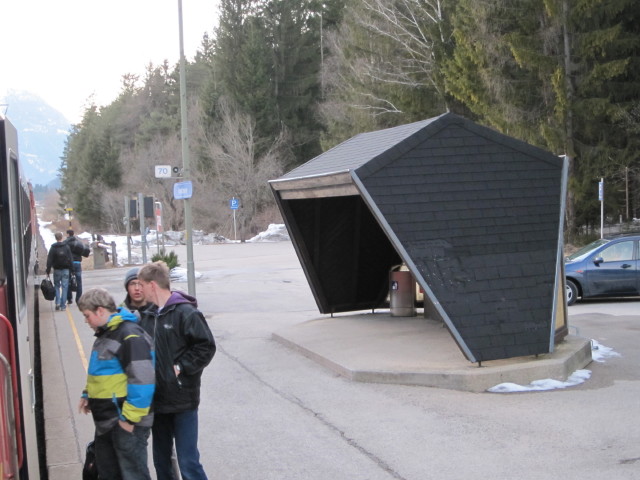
top-left (274, 114), bottom-right (446, 182)
top-left (269, 169), bottom-right (352, 185)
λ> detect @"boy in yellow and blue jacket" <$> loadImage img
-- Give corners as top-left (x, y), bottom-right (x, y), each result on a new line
top-left (77, 287), bottom-right (155, 480)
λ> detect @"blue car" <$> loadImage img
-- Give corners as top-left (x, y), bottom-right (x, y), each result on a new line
top-left (565, 235), bottom-right (640, 305)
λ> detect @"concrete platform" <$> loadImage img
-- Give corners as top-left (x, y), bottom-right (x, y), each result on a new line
top-left (273, 312), bottom-right (593, 392)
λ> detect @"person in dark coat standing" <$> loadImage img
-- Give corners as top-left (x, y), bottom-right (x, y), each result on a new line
top-left (138, 261), bottom-right (215, 480)
top-left (64, 229), bottom-right (85, 304)
top-left (46, 232), bottom-right (73, 311)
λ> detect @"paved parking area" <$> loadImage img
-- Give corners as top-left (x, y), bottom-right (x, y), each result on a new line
top-left (43, 242), bottom-right (640, 479)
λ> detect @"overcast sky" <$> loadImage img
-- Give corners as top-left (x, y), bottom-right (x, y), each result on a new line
top-left (1, 0), bottom-right (219, 124)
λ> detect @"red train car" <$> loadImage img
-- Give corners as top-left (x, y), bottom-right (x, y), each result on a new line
top-left (0, 115), bottom-right (44, 479)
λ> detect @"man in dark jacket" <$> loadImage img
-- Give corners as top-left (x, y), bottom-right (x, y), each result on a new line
top-left (46, 232), bottom-right (73, 311)
top-left (64, 229), bottom-right (86, 304)
top-left (138, 261), bottom-right (215, 480)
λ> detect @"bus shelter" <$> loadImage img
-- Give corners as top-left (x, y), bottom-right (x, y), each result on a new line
top-left (270, 113), bottom-right (568, 363)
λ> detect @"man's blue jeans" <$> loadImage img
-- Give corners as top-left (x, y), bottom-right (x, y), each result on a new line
top-left (95, 424), bottom-right (152, 480)
top-left (152, 409), bottom-right (208, 480)
top-left (53, 269), bottom-right (69, 309)
top-left (67, 261), bottom-right (82, 303)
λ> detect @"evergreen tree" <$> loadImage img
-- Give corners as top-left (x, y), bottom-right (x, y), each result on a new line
top-left (444, 0), bottom-right (561, 145)
top-left (135, 62), bottom-right (181, 145)
top-left (263, 0), bottom-right (324, 165)
top-left (59, 105), bottom-right (121, 227)
top-left (234, 15), bottom-right (278, 141)
top-left (567, 0), bottom-right (640, 229)
top-left (211, 0), bottom-right (257, 108)
top-left (444, 0), bottom-right (640, 236)
top-left (212, 0), bottom-right (326, 166)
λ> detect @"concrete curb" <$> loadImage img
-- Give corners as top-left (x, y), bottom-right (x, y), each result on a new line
top-left (273, 313), bottom-right (593, 392)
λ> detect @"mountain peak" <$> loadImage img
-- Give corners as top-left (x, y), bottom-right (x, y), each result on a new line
top-left (1, 90), bottom-right (70, 186)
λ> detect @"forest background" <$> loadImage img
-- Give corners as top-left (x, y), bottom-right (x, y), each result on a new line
top-left (59, 0), bottom-right (640, 243)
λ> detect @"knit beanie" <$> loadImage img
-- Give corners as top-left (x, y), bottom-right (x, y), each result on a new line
top-left (124, 268), bottom-right (139, 289)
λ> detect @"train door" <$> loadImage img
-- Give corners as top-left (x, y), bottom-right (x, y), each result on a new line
top-left (0, 116), bottom-right (40, 479)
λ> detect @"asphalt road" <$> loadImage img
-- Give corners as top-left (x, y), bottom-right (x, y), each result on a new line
top-left (49, 241), bottom-right (640, 480)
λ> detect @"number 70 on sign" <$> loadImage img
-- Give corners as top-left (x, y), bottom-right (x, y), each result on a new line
top-left (155, 165), bottom-right (182, 178)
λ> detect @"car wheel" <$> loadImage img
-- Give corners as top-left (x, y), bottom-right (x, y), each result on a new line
top-left (566, 280), bottom-right (578, 306)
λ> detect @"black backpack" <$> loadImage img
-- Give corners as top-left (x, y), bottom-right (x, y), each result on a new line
top-left (52, 245), bottom-right (69, 269)
top-left (69, 237), bottom-right (91, 258)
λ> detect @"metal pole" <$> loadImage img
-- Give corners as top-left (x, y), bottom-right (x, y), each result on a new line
top-left (178, 0), bottom-right (196, 296)
top-left (125, 196), bottom-right (132, 265)
top-left (139, 193), bottom-right (148, 263)
top-left (600, 178), bottom-right (604, 239)
top-left (625, 166), bottom-right (629, 221)
top-left (155, 201), bottom-right (162, 255)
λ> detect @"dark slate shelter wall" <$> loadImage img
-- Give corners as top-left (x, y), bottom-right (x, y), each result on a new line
top-left (356, 122), bottom-right (563, 362)
top-left (284, 195), bottom-right (401, 313)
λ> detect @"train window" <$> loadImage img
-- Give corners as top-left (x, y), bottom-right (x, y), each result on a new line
top-left (21, 186), bottom-right (33, 279)
top-left (0, 154), bottom-right (4, 283)
top-left (9, 152), bottom-right (26, 312)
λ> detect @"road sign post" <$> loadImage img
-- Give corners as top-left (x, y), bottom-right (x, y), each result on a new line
top-left (124, 196), bottom-right (132, 264)
top-left (155, 201), bottom-right (163, 254)
top-left (65, 207), bottom-right (73, 227)
top-left (177, 0), bottom-right (196, 296)
top-left (599, 178), bottom-right (604, 238)
top-left (138, 193), bottom-right (147, 263)
top-left (230, 197), bottom-right (239, 240)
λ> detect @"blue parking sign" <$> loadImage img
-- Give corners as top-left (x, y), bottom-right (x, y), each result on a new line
top-left (230, 197), bottom-right (239, 210)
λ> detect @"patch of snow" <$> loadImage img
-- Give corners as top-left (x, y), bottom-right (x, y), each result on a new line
top-left (488, 340), bottom-right (620, 393)
top-left (170, 266), bottom-right (203, 283)
top-left (590, 339), bottom-right (621, 363)
top-left (38, 220), bottom-right (289, 268)
top-left (488, 369), bottom-right (592, 393)
top-left (247, 224), bottom-right (289, 242)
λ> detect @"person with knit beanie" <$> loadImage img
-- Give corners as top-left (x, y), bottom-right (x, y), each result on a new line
top-left (123, 268), bottom-right (153, 317)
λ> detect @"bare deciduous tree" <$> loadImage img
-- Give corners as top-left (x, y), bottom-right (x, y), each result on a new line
top-left (356, 0), bottom-right (449, 93)
top-left (318, 0), bottom-right (453, 147)
top-left (325, 0), bottom-right (451, 114)
top-left (197, 97), bottom-right (288, 240)
top-left (120, 134), bottom-right (186, 232)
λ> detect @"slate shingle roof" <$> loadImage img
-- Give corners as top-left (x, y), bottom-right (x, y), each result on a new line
top-left (276, 116), bottom-right (440, 181)
top-left (270, 113), bottom-right (566, 362)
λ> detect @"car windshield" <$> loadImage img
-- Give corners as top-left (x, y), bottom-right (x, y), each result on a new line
top-left (566, 238), bottom-right (610, 262)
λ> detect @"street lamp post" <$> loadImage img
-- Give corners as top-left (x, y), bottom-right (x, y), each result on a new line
top-left (178, 0), bottom-right (196, 295)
